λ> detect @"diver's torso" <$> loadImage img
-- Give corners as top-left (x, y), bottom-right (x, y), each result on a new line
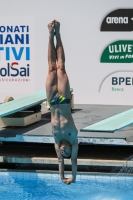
top-left (51, 104), bottom-right (78, 145)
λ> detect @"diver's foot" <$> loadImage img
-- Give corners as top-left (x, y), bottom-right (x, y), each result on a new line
top-left (48, 21), bottom-right (55, 36)
top-left (54, 20), bottom-right (60, 37)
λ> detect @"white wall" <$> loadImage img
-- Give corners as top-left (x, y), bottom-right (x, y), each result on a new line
top-left (0, 0), bottom-right (133, 105)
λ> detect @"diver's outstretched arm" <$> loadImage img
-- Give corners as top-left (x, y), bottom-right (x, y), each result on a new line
top-left (65, 140), bottom-right (78, 184)
top-left (54, 143), bottom-right (67, 183)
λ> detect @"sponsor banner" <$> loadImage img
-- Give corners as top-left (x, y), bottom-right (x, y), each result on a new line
top-left (99, 71), bottom-right (133, 93)
top-left (100, 9), bottom-right (133, 32)
top-left (100, 40), bottom-right (133, 63)
top-left (0, 16), bottom-right (35, 94)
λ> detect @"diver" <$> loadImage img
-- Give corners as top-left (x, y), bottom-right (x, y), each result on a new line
top-left (46, 20), bottom-right (78, 184)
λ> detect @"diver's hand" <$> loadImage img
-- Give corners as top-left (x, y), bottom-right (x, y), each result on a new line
top-left (62, 178), bottom-right (68, 184)
top-left (65, 177), bottom-right (75, 184)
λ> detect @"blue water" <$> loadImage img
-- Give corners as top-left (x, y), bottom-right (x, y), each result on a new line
top-left (0, 172), bottom-right (133, 200)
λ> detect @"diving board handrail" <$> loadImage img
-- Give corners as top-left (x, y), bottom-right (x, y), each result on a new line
top-left (0, 88), bottom-right (73, 118)
top-left (80, 108), bottom-right (133, 133)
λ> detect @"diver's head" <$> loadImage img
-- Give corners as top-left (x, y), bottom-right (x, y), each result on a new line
top-left (60, 140), bottom-right (72, 158)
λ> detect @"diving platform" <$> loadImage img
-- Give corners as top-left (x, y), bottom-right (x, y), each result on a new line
top-left (0, 104), bottom-right (133, 146)
top-left (0, 89), bottom-right (74, 127)
top-left (80, 108), bottom-right (133, 133)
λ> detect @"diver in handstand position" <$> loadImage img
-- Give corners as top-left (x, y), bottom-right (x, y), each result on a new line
top-left (46, 20), bottom-right (78, 184)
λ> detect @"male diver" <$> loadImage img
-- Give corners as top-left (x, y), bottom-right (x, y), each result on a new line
top-left (46, 20), bottom-right (78, 184)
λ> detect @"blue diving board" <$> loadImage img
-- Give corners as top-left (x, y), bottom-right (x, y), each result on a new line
top-left (80, 108), bottom-right (133, 133)
top-left (0, 88), bottom-right (73, 118)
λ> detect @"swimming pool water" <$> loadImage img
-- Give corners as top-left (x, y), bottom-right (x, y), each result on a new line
top-left (0, 171), bottom-right (133, 200)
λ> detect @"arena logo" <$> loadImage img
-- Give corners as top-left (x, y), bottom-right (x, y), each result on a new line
top-left (0, 62), bottom-right (30, 77)
top-left (100, 9), bottom-right (133, 31)
top-left (106, 17), bottom-right (128, 24)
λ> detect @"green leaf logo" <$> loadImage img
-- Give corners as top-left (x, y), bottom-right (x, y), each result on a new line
top-left (100, 40), bottom-right (133, 63)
